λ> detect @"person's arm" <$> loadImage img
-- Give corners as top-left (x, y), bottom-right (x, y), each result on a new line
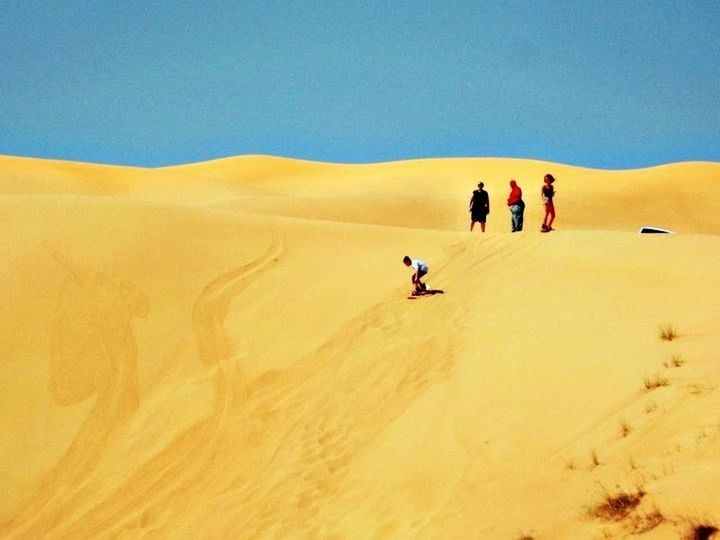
top-left (468, 193), bottom-right (474, 211)
top-left (485, 193), bottom-right (490, 213)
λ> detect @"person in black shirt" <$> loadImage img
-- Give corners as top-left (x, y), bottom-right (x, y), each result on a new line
top-left (469, 182), bottom-right (490, 232)
top-left (541, 174), bottom-right (556, 232)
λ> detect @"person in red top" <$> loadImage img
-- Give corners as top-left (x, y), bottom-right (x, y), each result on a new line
top-left (507, 179), bottom-right (525, 232)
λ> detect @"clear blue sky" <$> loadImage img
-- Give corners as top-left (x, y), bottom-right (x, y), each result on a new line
top-left (2, 1), bottom-right (719, 168)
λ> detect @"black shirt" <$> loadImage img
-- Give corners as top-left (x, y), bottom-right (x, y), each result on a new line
top-left (471, 190), bottom-right (489, 212)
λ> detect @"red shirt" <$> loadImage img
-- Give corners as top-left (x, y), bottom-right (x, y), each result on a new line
top-left (507, 185), bottom-right (522, 206)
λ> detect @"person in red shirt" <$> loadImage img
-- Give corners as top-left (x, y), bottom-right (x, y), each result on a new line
top-left (507, 180), bottom-right (525, 232)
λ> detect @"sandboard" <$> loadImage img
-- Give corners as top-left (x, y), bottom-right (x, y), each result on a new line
top-left (407, 289), bottom-right (445, 299)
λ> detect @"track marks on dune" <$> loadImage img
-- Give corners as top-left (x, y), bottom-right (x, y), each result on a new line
top-left (4, 233), bottom-right (522, 538)
top-left (193, 233), bottom-right (284, 371)
top-left (69, 232), bottom-right (286, 539)
top-left (1, 233), bottom-right (284, 538)
top-left (150, 242), bottom-right (463, 537)
top-left (1, 249), bottom-right (150, 538)
top-left (248, 235), bottom-right (551, 536)
top-left (227, 309), bottom-right (457, 536)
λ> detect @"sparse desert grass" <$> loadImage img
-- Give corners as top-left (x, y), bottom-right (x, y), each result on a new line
top-left (688, 383), bottom-right (715, 396)
top-left (665, 354), bottom-right (685, 368)
top-left (685, 523), bottom-right (718, 540)
top-left (645, 400), bottom-right (658, 413)
top-left (695, 429), bottom-right (709, 446)
top-left (590, 449), bottom-right (600, 468)
top-left (629, 507), bottom-right (664, 533)
top-left (565, 458), bottom-right (576, 470)
top-left (644, 374), bottom-right (669, 391)
top-left (620, 419), bottom-right (632, 437)
top-left (593, 486), bottom-right (645, 521)
top-left (659, 323), bottom-right (678, 341)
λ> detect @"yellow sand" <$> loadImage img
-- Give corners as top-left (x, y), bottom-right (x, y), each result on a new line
top-left (1, 154), bottom-right (719, 539)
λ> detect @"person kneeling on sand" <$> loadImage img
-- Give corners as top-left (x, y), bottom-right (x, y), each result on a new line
top-left (507, 179), bottom-right (525, 232)
top-left (403, 256), bottom-right (428, 295)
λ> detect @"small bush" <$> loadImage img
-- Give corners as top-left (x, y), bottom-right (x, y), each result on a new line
top-left (593, 487), bottom-right (645, 521)
top-left (644, 374), bottom-right (669, 390)
top-left (659, 323), bottom-right (678, 341)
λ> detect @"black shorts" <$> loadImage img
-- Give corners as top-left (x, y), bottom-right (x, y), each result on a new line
top-left (471, 211), bottom-right (487, 223)
top-left (412, 268), bottom-right (428, 282)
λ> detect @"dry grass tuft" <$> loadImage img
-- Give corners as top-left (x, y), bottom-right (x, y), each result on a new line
top-left (620, 419), bottom-right (632, 437)
top-left (593, 487), bottom-right (645, 521)
top-left (629, 507), bottom-right (664, 533)
top-left (659, 323), bottom-right (678, 341)
top-left (644, 374), bottom-right (669, 391)
top-left (672, 354), bottom-right (685, 367)
top-left (590, 449), bottom-right (600, 468)
top-left (645, 400), bottom-right (658, 413)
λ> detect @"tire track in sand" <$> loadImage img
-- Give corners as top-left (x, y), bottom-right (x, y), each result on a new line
top-left (6, 233), bottom-right (507, 538)
top-left (1, 248), bottom-right (149, 538)
top-left (1, 231), bottom-right (283, 539)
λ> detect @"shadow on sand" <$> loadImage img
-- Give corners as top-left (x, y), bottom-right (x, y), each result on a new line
top-left (407, 289), bottom-right (445, 299)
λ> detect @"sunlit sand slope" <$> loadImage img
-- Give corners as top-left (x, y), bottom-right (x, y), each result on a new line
top-left (0, 155), bottom-right (719, 538)
top-left (4, 154), bottom-right (720, 232)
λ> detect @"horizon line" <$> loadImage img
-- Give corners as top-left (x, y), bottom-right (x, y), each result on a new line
top-left (2, 151), bottom-right (719, 173)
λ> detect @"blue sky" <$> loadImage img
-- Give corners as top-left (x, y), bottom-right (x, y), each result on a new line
top-left (1, 1), bottom-right (719, 168)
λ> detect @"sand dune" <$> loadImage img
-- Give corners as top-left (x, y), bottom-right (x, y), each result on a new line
top-left (1, 155), bottom-right (719, 538)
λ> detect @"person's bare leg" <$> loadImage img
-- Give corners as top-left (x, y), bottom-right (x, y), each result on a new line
top-left (470, 220), bottom-right (474, 231)
top-left (480, 221), bottom-right (486, 232)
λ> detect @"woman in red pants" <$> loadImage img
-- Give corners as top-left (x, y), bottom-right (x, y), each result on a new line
top-left (541, 174), bottom-right (556, 232)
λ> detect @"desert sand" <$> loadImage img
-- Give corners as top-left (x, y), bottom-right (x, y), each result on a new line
top-left (1, 154), bottom-right (719, 539)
